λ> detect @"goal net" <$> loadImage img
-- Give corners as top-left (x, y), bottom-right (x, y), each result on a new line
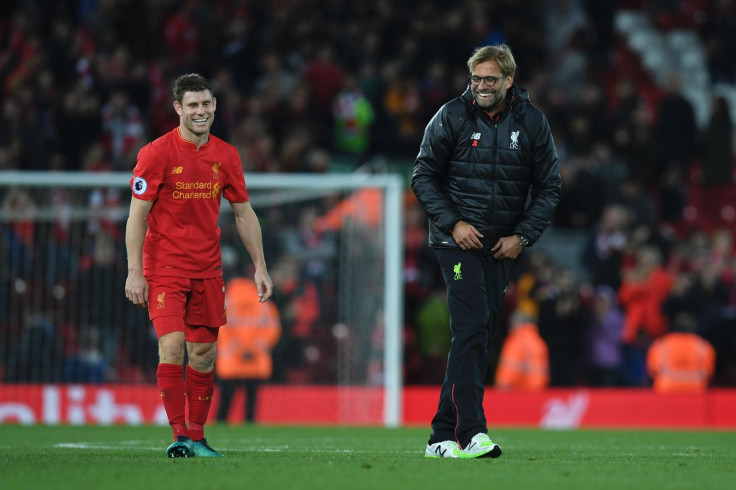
top-left (0, 171), bottom-right (403, 427)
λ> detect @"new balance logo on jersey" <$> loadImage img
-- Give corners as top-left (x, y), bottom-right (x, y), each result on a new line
top-left (471, 132), bottom-right (481, 147)
top-left (171, 166), bottom-right (183, 174)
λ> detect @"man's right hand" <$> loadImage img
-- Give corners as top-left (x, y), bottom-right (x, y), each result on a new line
top-left (125, 272), bottom-right (149, 308)
top-left (451, 220), bottom-right (484, 250)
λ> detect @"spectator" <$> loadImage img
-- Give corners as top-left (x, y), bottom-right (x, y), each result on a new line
top-left (554, 158), bottom-right (593, 228)
top-left (380, 66), bottom-right (423, 155)
top-left (403, 194), bottom-right (443, 330)
top-left (63, 327), bottom-right (109, 383)
top-left (76, 229), bottom-right (125, 362)
top-left (163, 1), bottom-right (200, 71)
top-left (514, 250), bottom-right (556, 319)
top-left (582, 203), bottom-right (630, 290)
top-left (701, 95), bottom-right (734, 187)
top-left (615, 180), bottom-right (657, 229)
top-left (547, 28), bottom-right (590, 106)
top-left (332, 73), bottom-right (375, 161)
top-left (495, 310), bottom-right (549, 390)
top-left (646, 318), bottom-right (716, 393)
top-left (537, 268), bottom-right (588, 386)
top-left (420, 59), bottom-right (451, 118)
top-left (618, 245), bottom-right (674, 386)
top-left (216, 277), bottom-right (282, 423)
top-left (413, 291), bottom-right (452, 384)
top-left (302, 44), bottom-right (344, 120)
top-left (280, 205), bottom-right (335, 304)
top-left (587, 141), bottom-right (629, 204)
top-left (58, 79), bottom-right (103, 169)
top-left (255, 51), bottom-right (297, 102)
top-left (2, 187), bottom-right (36, 278)
top-left (656, 74), bottom-right (696, 176)
top-left (544, 0), bottom-right (588, 57)
top-left (585, 285), bottom-right (624, 387)
top-left (100, 90), bottom-right (145, 169)
top-left (702, 0), bottom-right (736, 84)
top-left (612, 92), bottom-right (660, 189)
top-left (665, 230), bottom-right (734, 381)
top-left (5, 314), bottom-right (64, 382)
top-left (268, 256), bottom-right (320, 383)
top-left (270, 84), bottom-right (324, 162)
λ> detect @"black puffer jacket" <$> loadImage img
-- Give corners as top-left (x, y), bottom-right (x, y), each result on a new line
top-left (411, 84), bottom-right (561, 249)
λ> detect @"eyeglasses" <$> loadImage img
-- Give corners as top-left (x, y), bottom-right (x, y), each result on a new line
top-left (469, 75), bottom-right (505, 87)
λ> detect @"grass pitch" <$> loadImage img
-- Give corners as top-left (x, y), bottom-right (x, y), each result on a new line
top-left (0, 424), bottom-right (734, 490)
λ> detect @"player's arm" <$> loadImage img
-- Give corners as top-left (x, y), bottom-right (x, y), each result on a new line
top-left (231, 200), bottom-right (273, 302)
top-left (125, 197), bottom-right (154, 307)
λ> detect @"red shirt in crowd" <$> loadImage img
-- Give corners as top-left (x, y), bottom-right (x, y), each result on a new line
top-left (618, 266), bottom-right (673, 344)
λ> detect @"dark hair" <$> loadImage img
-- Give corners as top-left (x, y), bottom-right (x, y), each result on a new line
top-left (172, 73), bottom-right (213, 103)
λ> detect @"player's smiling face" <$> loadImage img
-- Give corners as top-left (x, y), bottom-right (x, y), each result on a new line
top-left (470, 60), bottom-right (512, 114)
top-left (175, 90), bottom-right (216, 140)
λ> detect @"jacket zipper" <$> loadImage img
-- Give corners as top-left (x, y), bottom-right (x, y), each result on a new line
top-left (491, 122), bottom-right (498, 231)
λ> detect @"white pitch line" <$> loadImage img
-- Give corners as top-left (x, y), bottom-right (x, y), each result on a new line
top-left (54, 443), bottom-right (160, 451)
top-left (51, 442), bottom-right (417, 455)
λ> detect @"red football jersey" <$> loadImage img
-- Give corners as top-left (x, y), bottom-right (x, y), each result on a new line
top-left (130, 128), bottom-right (249, 278)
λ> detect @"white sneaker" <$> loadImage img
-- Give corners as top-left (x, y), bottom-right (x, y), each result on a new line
top-left (425, 440), bottom-right (463, 458)
top-left (462, 433), bottom-right (502, 459)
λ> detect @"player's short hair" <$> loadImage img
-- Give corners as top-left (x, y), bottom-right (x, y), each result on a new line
top-left (467, 44), bottom-right (517, 77)
top-left (173, 73), bottom-right (213, 103)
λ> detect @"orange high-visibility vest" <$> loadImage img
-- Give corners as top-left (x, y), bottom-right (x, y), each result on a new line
top-left (646, 332), bottom-right (715, 392)
top-left (495, 323), bottom-right (550, 390)
top-left (313, 188), bottom-right (383, 232)
top-left (216, 278), bottom-right (282, 380)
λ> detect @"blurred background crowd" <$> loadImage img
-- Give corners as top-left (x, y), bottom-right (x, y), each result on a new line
top-left (1, 0), bottom-right (736, 389)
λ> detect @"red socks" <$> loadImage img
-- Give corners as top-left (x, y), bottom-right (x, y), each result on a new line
top-left (158, 363), bottom-right (215, 441)
top-left (186, 364), bottom-right (215, 442)
top-left (157, 363), bottom-right (188, 439)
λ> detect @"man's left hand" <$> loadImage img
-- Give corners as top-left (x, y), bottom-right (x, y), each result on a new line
top-left (254, 269), bottom-right (273, 302)
top-left (490, 235), bottom-right (523, 260)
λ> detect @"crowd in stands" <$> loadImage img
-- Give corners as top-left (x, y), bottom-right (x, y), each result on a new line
top-left (1, 0), bottom-right (736, 388)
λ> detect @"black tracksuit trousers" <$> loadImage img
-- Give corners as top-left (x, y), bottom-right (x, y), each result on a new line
top-left (428, 247), bottom-right (512, 448)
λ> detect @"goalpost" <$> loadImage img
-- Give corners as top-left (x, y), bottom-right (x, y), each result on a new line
top-left (0, 171), bottom-right (404, 427)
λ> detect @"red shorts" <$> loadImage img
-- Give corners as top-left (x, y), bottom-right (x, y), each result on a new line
top-left (147, 275), bottom-right (226, 343)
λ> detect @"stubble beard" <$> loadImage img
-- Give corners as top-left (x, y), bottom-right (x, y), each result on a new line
top-left (473, 87), bottom-right (507, 113)
top-left (186, 118), bottom-right (212, 137)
